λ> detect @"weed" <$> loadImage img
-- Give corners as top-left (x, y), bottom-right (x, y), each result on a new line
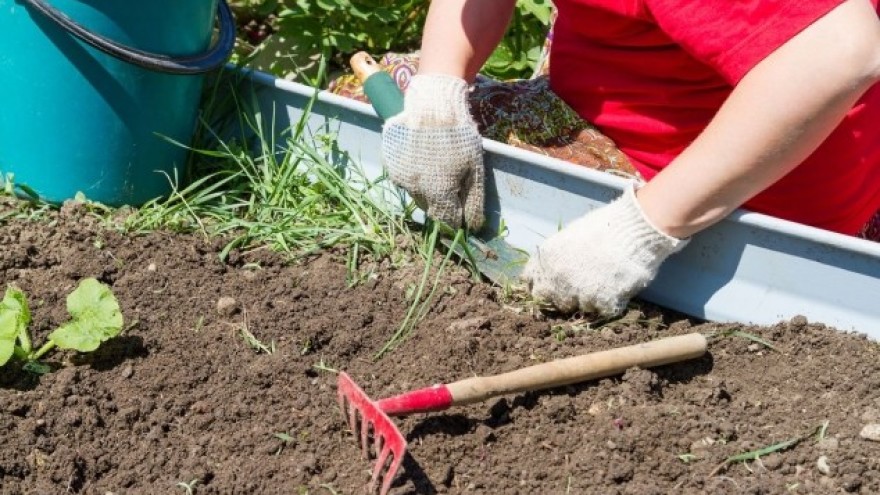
top-left (273, 432), bottom-right (294, 455)
top-left (237, 311), bottom-right (275, 354)
top-left (706, 328), bottom-right (779, 352)
top-left (312, 359), bottom-right (338, 374)
top-left (816, 420), bottom-right (830, 441)
top-left (374, 222), bottom-right (462, 359)
top-left (121, 78), bottom-right (419, 282)
top-left (708, 423), bottom-right (827, 476)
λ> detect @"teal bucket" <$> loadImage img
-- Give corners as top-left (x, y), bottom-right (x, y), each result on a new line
top-left (0, 0), bottom-right (235, 206)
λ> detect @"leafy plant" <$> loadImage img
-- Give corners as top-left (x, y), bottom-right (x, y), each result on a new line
top-left (483, 0), bottom-right (554, 80)
top-left (231, 0), bottom-right (552, 82)
top-left (238, 0), bottom-right (429, 83)
top-left (0, 278), bottom-right (124, 371)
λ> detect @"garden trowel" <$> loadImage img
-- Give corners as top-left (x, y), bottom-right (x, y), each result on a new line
top-left (349, 52), bottom-right (528, 286)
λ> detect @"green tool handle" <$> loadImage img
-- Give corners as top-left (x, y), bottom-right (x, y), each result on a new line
top-left (351, 52), bottom-right (404, 121)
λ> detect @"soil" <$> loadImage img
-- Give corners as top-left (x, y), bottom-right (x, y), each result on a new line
top-left (1, 201), bottom-right (879, 495)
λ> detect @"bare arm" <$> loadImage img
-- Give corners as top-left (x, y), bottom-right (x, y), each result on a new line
top-left (638, 0), bottom-right (880, 238)
top-left (417, 0), bottom-right (517, 81)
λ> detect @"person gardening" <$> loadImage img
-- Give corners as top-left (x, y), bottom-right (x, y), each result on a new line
top-left (380, 0), bottom-right (880, 316)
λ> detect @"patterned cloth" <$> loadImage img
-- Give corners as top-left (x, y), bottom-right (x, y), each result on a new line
top-left (860, 210), bottom-right (880, 242)
top-left (329, 52), bottom-right (637, 176)
top-left (328, 40), bottom-right (879, 242)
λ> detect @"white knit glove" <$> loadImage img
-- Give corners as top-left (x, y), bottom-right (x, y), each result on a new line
top-left (381, 74), bottom-right (485, 229)
top-left (522, 186), bottom-right (689, 316)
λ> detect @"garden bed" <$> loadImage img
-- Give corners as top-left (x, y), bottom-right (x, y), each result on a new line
top-left (1, 202), bottom-right (879, 495)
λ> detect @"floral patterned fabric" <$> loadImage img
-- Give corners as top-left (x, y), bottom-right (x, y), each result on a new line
top-left (860, 211), bottom-right (880, 242)
top-left (328, 52), bottom-right (636, 176)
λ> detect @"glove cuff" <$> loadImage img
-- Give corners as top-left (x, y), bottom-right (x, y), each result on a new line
top-left (396, 74), bottom-right (474, 127)
top-left (607, 185), bottom-right (689, 268)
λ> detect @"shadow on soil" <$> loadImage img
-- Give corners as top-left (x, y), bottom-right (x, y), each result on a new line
top-left (0, 335), bottom-right (148, 391)
top-left (72, 335), bottom-right (149, 371)
top-left (394, 353), bottom-right (714, 490)
top-left (408, 352), bottom-right (714, 437)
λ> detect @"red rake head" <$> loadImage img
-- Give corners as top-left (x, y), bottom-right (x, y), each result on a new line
top-left (337, 372), bottom-right (407, 495)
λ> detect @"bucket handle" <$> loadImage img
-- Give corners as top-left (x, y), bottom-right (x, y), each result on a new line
top-left (23, 0), bottom-right (236, 75)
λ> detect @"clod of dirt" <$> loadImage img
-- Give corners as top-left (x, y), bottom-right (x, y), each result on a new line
top-left (817, 455), bottom-right (832, 475)
top-left (621, 367), bottom-right (662, 399)
top-left (216, 296), bottom-right (240, 316)
top-left (447, 316), bottom-right (490, 333)
top-left (860, 423), bottom-right (880, 442)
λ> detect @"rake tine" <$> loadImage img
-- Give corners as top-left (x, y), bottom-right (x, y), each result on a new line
top-left (380, 446), bottom-right (404, 495)
top-left (340, 374), bottom-right (369, 458)
top-left (337, 373), bottom-right (408, 495)
top-left (360, 416), bottom-right (372, 458)
top-left (337, 392), bottom-right (354, 441)
top-left (347, 404), bottom-right (359, 444)
top-left (337, 388), bottom-right (347, 423)
top-left (374, 433), bottom-right (384, 459)
top-left (371, 442), bottom-right (393, 495)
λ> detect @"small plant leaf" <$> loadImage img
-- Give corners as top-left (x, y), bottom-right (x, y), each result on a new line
top-left (274, 432), bottom-right (294, 443)
top-left (48, 279), bottom-right (123, 352)
top-left (0, 286), bottom-right (31, 365)
top-left (22, 360), bottom-right (52, 375)
top-left (0, 314), bottom-right (17, 365)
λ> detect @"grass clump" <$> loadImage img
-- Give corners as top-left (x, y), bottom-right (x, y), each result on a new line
top-left (124, 76), bottom-right (412, 266)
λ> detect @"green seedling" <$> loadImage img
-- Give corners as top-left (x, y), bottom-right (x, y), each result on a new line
top-left (193, 316), bottom-right (205, 333)
top-left (300, 338), bottom-right (313, 356)
top-left (273, 432), bottom-right (294, 455)
top-left (238, 317), bottom-right (275, 355)
top-left (0, 278), bottom-right (124, 372)
top-left (312, 358), bottom-right (338, 374)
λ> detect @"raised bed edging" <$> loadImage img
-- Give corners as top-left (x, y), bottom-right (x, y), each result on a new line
top-left (237, 68), bottom-right (880, 337)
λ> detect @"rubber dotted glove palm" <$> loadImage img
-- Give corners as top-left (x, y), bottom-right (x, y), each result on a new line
top-left (522, 186), bottom-right (689, 316)
top-left (381, 74), bottom-right (485, 230)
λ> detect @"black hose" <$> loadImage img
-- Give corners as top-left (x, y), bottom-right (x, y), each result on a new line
top-left (23, 0), bottom-right (236, 75)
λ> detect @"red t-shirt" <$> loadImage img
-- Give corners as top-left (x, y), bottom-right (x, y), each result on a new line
top-left (550, 0), bottom-right (880, 235)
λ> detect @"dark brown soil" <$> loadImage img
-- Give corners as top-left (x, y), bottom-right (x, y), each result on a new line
top-left (1, 202), bottom-right (879, 495)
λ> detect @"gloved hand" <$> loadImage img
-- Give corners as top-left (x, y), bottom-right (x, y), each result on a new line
top-left (381, 74), bottom-right (485, 230)
top-left (522, 185), bottom-right (689, 316)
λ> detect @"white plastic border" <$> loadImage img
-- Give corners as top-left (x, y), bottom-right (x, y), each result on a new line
top-left (241, 69), bottom-right (880, 337)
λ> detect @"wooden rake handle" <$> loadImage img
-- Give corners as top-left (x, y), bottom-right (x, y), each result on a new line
top-left (448, 332), bottom-right (707, 405)
top-left (378, 333), bottom-right (707, 415)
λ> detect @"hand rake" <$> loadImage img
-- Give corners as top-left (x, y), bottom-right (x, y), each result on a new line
top-left (337, 332), bottom-right (707, 494)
